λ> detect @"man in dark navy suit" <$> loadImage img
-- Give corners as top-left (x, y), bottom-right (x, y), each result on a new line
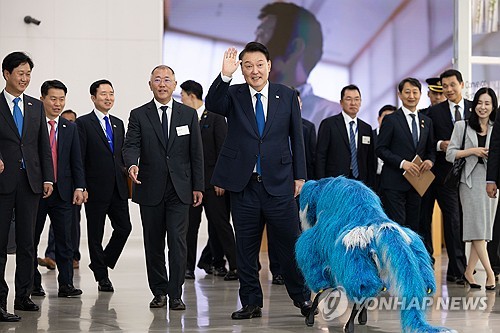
top-left (180, 79), bottom-right (237, 281)
top-left (205, 42), bottom-right (312, 320)
top-left (316, 84), bottom-right (376, 189)
top-left (76, 80), bottom-right (131, 293)
top-left (376, 77), bottom-right (435, 233)
top-left (0, 52), bottom-right (54, 321)
top-left (426, 70), bottom-right (471, 284)
top-left (32, 80), bottom-right (85, 298)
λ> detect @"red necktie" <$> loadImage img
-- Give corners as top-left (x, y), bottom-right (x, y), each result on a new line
top-left (48, 120), bottom-right (58, 181)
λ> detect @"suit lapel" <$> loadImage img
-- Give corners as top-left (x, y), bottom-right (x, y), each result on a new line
top-left (199, 110), bottom-right (208, 131)
top-left (145, 100), bottom-right (167, 149)
top-left (90, 112), bottom-right (113, 152)
top-left (466, 122), bottom-right (478, 148)
top-left (464, 100), bottom-right (473, 119)
top-left (237, 85), bottom-right (259, 137)
top-left (57, 119), bottom-right (68, 165)
top-left (334, 115), bottom-right (349, 148)
top-left (263, 84), bottom-right (279, 138)
top-left (416, 114), bottom-right (428, 150)
top-left (22, 97), bottom-right (38, 139)
top-left (109, 115), bottom-right (121, 153)
top-left (0, 91), bottom-right (19, 137)
top-left (168, 101), bottom-right (182, 152)
top-left (395, 109), bottom-right (415, 148)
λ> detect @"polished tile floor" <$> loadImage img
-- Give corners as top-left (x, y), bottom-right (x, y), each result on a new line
top-left (2, 234), bottom-right (500, 332)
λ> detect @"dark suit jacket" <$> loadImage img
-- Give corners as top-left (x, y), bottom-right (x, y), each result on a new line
top-left (76, 111), bottom-right (129, 203)
top-left (316, 114), bottom-right (376, 188)
top-left (123, 99), bottom-right (204, 206)
top-left (427, 99), bottom-right (473, 181)
top-left (53, 117), bottom-right (86, 202)
top-left (205, 75), bottom-right (306, 196)
top-left (0, 91), bottom-right (54, 193)
top-left (487, 111), bottom-right (500, 184)
top-left (302, 118), bottom-right (316, 180)
top-left (376, 108), bottom-right (436, 191)
top-left (199, 110), bottom-right (227, 190)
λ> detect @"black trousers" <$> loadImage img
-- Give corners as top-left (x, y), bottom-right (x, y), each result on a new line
top-left (230, 179), bottom-right (310, 308)
top-left (0, 170), bottom-right (40, 301)
top-left (45, 204), bottom-right (82, 261)
top-left (488, 204), bottom-right (500, 274)
top-left (186, 188), bottom-right (236, 271)
top-left (419, 183), bottom-right (466, 278)
top-left (33, 186), bottom-right (74, 287)
top-left (84, 186), bottom-right (131, 282)
top-left (382, 188), bottom-right (421, 233)
top-left (140, 177), bottom-right (189, 298)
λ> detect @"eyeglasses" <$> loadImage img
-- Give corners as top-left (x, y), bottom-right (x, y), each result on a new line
top-left (152, 77), bottom-right (174, 85)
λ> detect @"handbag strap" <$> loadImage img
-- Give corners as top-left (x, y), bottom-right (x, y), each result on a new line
top-left (460, 120), bottom-right (467, 150)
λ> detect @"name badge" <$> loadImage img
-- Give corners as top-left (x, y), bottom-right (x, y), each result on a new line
top-left (361, 136), bottom-right (370, 144)
top-left (176, 125), bottom-right (190, 136)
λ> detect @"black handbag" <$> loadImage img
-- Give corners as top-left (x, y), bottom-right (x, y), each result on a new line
top-left (444, 121), bottom-right (467, 188)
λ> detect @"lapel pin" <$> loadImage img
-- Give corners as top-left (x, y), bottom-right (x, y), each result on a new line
top-left (276, 95), bottom-right (279, 99)
top-left (113, 124), bottom-right (117, 128)
top-left (62, 124), bottom-right (67, 128)
top-left (28, 102), bottom-right (32, 106)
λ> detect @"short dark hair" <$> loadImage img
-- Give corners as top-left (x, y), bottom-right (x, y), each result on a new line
top-left (151, 65), bottom-right (175, 75)
top-left (378, 104), bottom-right (397, 117)
top-left (239, 42), bottom-right (270, 62)
top-left (468, 87), bottom-right (498, 133)
top-left (398, 77), bottom-right (421, 93)
top-left (90, 79), bottom-right (113, 96)
top-left (341, 84), bottom-right (361, 100)
top-left (61, 109), bottom-right (77, 119)
top-left (2, 51), bottom-right (34, 79)
top-left (41, 80), bottom-right (67, 97)
top-left (180, 80), bottom-right (203, 100)
top-left (258, 2), bottom-right (322, 74)
top-left (440, 69), bottom-right (463, 83)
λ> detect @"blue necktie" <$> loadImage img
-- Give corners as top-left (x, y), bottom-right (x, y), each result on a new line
top-left (410, 114), bottom-right (418, 147)
top-left (160, 105), bottom-right (168, 143)
top-left (255, 93), bottom-right (265, 175)
top-left (13, 97), bottom-right (23, 137)
top-left (349, 121), bottom-right (359, 178)
top-left (104, 115), bottom-right (114, 153)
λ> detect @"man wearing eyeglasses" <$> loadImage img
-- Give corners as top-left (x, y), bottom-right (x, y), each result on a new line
top-left (123, 65), bottom-right (204, 311)
top-left (315, 84), bottom-right (376, 189)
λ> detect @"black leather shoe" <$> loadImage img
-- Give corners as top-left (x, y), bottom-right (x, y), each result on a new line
top-left (169, 298), bottom-right (186, 310)
top-left (98, 277), bottom-right (114, 292)
top-left (272, 274), bottom-right (285, 285)
top-left (31, 286), bottom-right (46, 297)
top-left (149, 295), bottom-right (166, 308)
top-left (185, 270), bottom-right (195, 280)
top-left (294, 300), bottom-right (318, 317)
top-left (0, 307), bottom-right (21, 322)
top-left (231, 305), bottom-right (262, 319)
top-left (58, 285), bottom-right (83, 298)
top-left (14, 296), bottom-right (39, 311)
top-left (213, 266), bottom-right (228, 277)
top-left (224, 270), bottom-right (238, 281)
top-left (197, 262), bottom-right (213, 275)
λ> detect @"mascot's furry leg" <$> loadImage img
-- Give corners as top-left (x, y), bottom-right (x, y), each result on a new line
top-left (295, 177), bottom-right (456, 333)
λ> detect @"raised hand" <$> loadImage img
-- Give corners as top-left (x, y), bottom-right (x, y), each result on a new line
top-left (222, 47), bottom-right (241, 77)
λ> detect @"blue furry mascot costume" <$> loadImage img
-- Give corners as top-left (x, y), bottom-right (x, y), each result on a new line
top-left (296, 177), bottom-right (454, 333)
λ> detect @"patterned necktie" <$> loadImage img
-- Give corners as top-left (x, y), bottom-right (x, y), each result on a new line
top-left (103, 116), bottom-right (114, 153)
top-left (410, 113), bottom-right (418, 147)
top-left (48, 120), bottom-right (58, 181)
top-left (13, 97), bottom-right (24, 137)
top-left (454, 105), bottom-right (461, 122)
top-left (255, 93), bottom-right (265, 175)
top-left (349, 121), bottom-right (359, 178)
top-left (160, 106), bottom-right (168, 143)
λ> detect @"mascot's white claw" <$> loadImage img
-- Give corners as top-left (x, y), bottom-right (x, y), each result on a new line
top-left (295, 177), bottom-right (455, 333)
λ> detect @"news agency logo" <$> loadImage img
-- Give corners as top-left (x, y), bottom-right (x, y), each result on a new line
top-left (320, 287), bottom-right (489, 321)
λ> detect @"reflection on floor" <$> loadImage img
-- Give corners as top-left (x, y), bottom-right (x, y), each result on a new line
top-left (2, 238), bottom-right (499, 332)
